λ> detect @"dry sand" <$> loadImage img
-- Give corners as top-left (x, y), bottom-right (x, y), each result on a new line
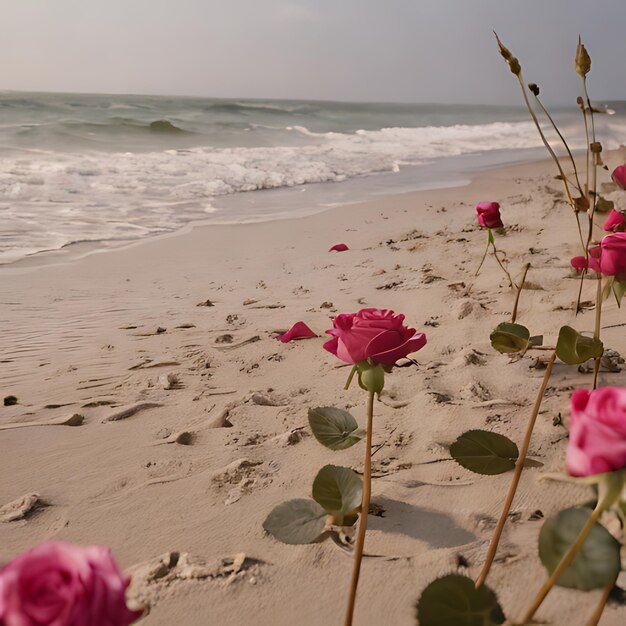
top-left (2, 155), bottom-right (626, 625)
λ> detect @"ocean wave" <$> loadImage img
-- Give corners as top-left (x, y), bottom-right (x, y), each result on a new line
top-left (2, 116), bottom-right (626, 264)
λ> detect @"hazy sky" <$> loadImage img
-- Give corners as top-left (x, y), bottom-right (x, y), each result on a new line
top-left (2, 0), bottom-right (625, 104)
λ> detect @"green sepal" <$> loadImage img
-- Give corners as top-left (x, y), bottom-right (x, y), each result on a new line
top-left (356, 361), bottom-right (385, 394)
top-left (556, 326), bottom-right (603, 365)
top-left (613, 280), bottom-right (626, 308)
top-left (489, 322), bottom-right (530, 354)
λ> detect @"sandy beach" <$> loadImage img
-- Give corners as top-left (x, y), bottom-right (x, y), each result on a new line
top-left (2, 155), bottom-right (626, 625)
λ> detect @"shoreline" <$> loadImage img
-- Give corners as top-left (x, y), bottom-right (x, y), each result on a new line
top-left (2, 153), bottom-right (626, 625)
top-left (2, 147), bottom-right (547, 271)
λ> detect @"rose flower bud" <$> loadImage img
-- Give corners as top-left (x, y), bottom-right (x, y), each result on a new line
top-left (475, 202), bottom-right (504, 229)
top-left (323, 308), bottom-right (426, 366)
top-left (603, 209), bottom-right (626, 232)
top-left (567, 387), bottom-right (626, 477)
top-left (611, 165), bottom-right (626, 190)
top-left (599, 232), bottom-right (626, 280)
top-left (0, 542), bottom-right (142, 626)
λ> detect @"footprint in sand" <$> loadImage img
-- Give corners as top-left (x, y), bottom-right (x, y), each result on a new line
top-left (0, 493), bottom-right (46, 523)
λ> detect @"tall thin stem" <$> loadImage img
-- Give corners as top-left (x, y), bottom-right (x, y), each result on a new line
top-left (511, 263), bottom-right (531, 323)
top-left (518, 498), bottom-right (605, 624)
top-left (534, 95), bottom-right (583, 197)
top-left (491, 240), bottom-right (515, 290)
top-left (344, 391), bottom-right (375, 626)
top-left (587, 583), bottom-right (613, 626)
top-left (474, 233), bottom-right (491, 277)
top-left (516, 74), bottom-right (585, 252)
top-left (475, 351), bottom-right (557, 589)
top-left (593, 278), bottom-right (603, 389)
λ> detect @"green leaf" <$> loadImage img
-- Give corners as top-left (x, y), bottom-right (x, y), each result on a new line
top-left (613, 280), bottom-right (626, 308)
top-left (450, 430), bottom-right (519, 475)
top-left (312, 464), bottom-right (362, 515)
top-left (416, 574), bottom-right (505, 626)
top-left (262, 498), bottom-right (327, 545)
top-left (556, 326), bottom-right (604, 364)
top-left (489, 322), bottom-right (530, 354)
top-left (539, 507), bottom-right (621, 590)
top-left (529, 335), bottom-right (543, 347)
top-left (308, 407), bottom-right (363, 450)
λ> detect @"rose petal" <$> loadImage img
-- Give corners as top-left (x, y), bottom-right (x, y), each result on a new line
top-left (328, 243), bottom-right (349, 252)
top-left (276, 322), bottom-right (317, 343)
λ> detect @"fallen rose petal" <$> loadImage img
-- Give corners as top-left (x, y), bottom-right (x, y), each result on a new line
top-left (329, 243), bottom-right (349, 252)
top-left (276, 322), bottom-right (317, 343)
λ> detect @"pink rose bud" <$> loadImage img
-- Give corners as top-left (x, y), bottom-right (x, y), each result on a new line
top-left (328, 243), bottom-right (349, 252)
top-left (276, 321), bottom-right (317, 342)
top-left (567, 387), bottom-right (626, 477)
top-left (0, 542), bottom-right (142, 626)
top-left (323, 308), bottom-right (426, 366)
top-left (570, 245), bottom-right (602, 274)
top-left (475, 202), bottom-right (504, 229)
top-left (611, 165), bottom-right (626, 190)
top-left (603, 209), bottom-right (626, 232)
top-left (599, 232), bottom-right (626, 279)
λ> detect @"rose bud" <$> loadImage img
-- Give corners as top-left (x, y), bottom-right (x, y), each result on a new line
top-left (475, 202), bottom-right (504, 229)
top-left (603, 209), bottom-right (626, 232)
top-left (0, 542), bottom-right (142, 626)
top-left (611, 165), bottom-right (626, 190)
top-left (323, 308), bottom-right (426, 366)
top-left (567, 387), bottom-right (626, 477)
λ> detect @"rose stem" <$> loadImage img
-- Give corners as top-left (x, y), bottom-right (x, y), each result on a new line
top-left (514, 72), bottom-right (585, 251)
top-left (474, 232), bottom-right (491, 277)
top-left (593, 278), bottom-right (603, 389)
top-left (511, 263), bottom-right (531, 323)
top-left (517, 496), bottom-right (607, 624)
top-left (475, 351), bottom-right (556, 589)
top-left (587, 583), bottom-right (613, 626)
top-left (343, 390), bottom-right (375, 626)
top-left (490, 239), bottom-right (516, 290)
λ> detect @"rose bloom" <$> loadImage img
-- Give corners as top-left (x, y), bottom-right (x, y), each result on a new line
top-left (611, 165), bottom-right (626, 190)
top-left (603, 209), bottom-right (626, 232)
top-left (567, 387), bottom-right (626, 477)
top-left (570, 233), bottom-right (626, 279)
top-left (323, 308), bottom-right (426, 366)
top-left (0, 542), bottom-right (142, 626)
top-left (599, 232), bottom-right (626, 279)
top-left (475, 202), bottom-right (504, 229)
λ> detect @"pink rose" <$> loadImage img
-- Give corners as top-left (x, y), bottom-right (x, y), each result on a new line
top-left (476, 202), bottom-right (504, 229)
top-left (323, 308), bottom-right (426, 366)
top-left (567, 387), bottom-right (626, 477)
top-left (0, 542), bottom-right (142, 626)
top-left (598, 232), bottom-right (626, 279)
top-left (611, 165), bottom-right (626, 190)
top-left (603, 209), bottom-right (626, 232)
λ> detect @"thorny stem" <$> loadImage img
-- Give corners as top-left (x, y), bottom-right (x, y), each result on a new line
top-left (344, 391), bottom-right (375, 626)
top-left (511, 263), bottom-right (531, 323)
top-left (475, 351), bottom-right (556, 589)
top-left (593, 278), bottom-right (603, 389)
top-left (517, 494), bottom-right (609, 624)
top-left (587, 583), bottom-right (613, 626)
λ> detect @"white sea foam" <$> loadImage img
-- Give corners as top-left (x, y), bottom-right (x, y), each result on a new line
top-left (1, 116), bottom-right (625, 264)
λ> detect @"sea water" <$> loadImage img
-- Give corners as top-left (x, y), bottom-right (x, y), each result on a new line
top-left (1, 91), bottom-right (624, 264)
